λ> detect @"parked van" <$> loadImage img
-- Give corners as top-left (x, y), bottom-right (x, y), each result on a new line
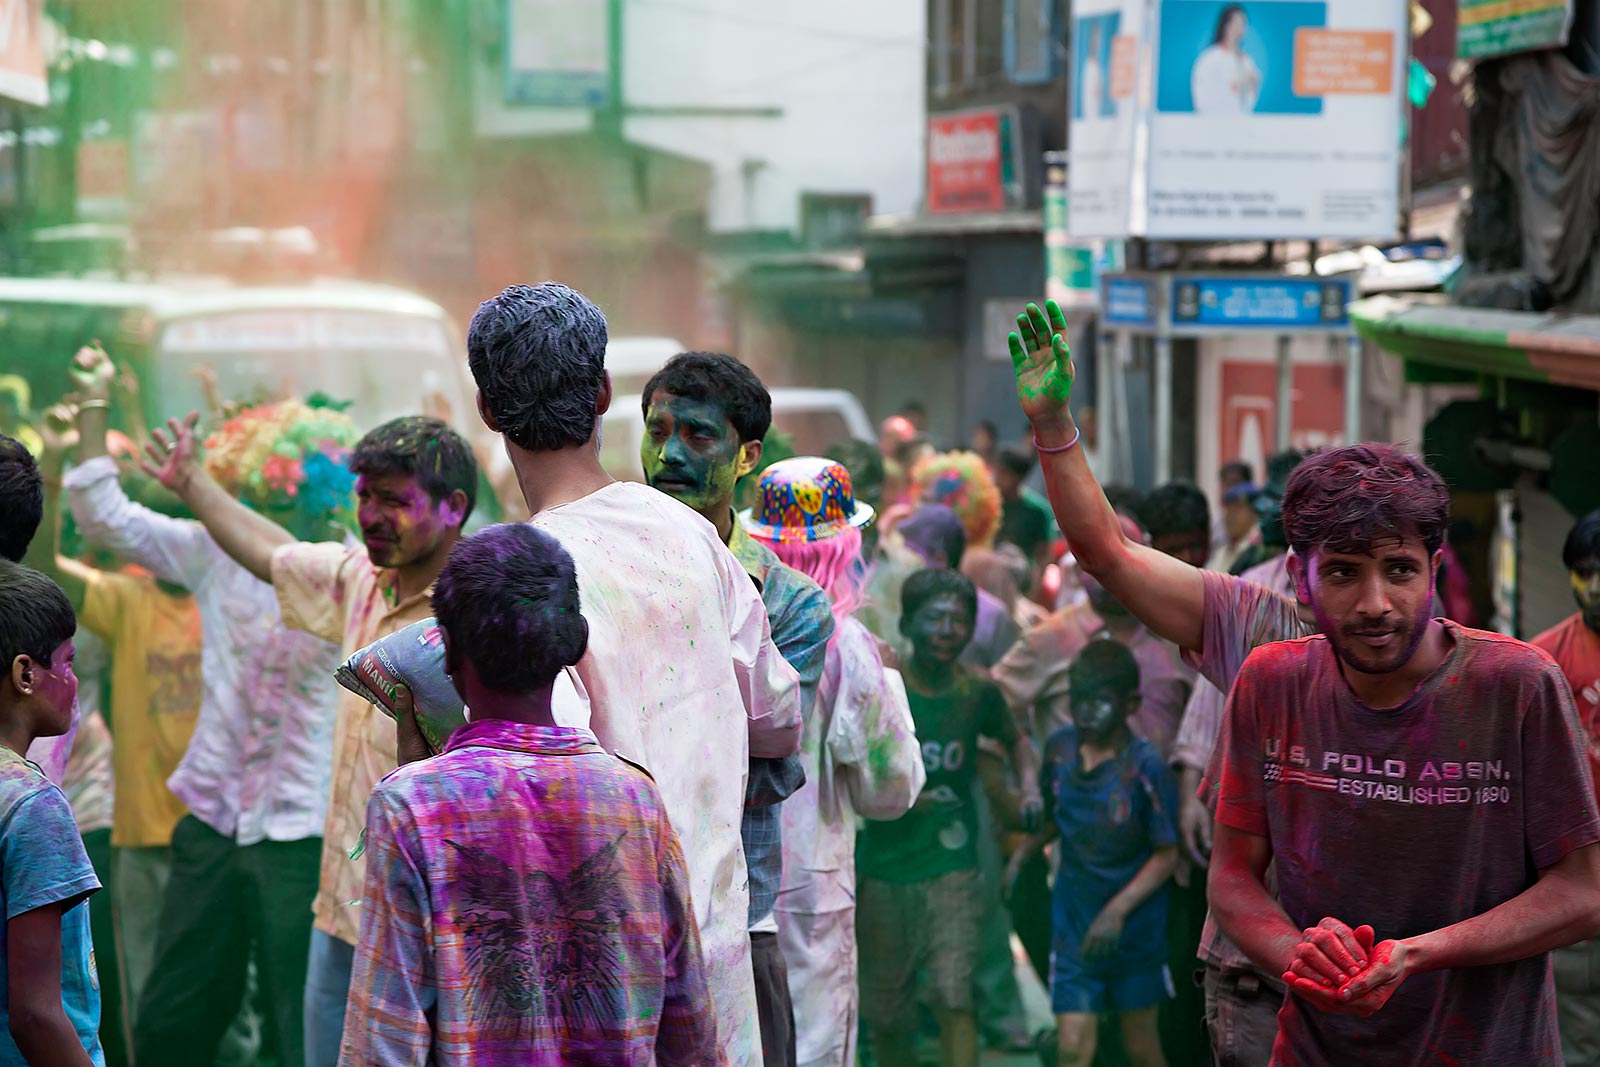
top-left (0, 274), bottom-right (509, 517)
top-left (0, 275), bottom-right (475, 434)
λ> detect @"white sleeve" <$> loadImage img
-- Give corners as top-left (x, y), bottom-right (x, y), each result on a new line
top-left (718, 545), bottom-right (802, 758)
top-left (65, 457), bottom-right (213, 590)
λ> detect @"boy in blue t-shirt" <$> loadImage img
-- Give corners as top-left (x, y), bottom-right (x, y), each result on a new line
top-left (0, 563), bottom-right (103, 1067)
top-left (1011, 636), bottom-right (1179, 1067)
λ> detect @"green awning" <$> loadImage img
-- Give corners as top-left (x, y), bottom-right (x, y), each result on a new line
top-left (1350, 294), bottom-right (1600, 393)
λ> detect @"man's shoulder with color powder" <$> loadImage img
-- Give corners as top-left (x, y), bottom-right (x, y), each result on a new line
top-left (1234, 633), bottom-right (1324, 684)
top-left (1453, 624), bottom-right (1566, 682)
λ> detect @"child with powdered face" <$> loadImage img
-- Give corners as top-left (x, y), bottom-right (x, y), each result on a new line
top-left (1009, 636), bottom-right (1180, 1067)
top-left (338, 523), bottom-right (719, 1065)
top-left (0, 564), bottom-right (103, 1067)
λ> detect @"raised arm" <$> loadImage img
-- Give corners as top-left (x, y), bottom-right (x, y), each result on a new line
top-left (140, 411), bottom-right (294, 585)
top-left (1009, 300), bottom-right (1207, 651)
top-left (64, 348), bottom-right (208, 588)
top-left (21, 406), bottom-right (88, 612)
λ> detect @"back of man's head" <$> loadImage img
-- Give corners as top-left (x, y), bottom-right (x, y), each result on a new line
top-left (998, 446), bottom-right (1036, 482)
top-left (1562, 509), bottom-right (1600, 570)
top-left (432, 524), bottom-right (589, 694)
top-left (467, 283), bottom-right (608, 453)
top-left (1283, 444), bottom-right (1449, 559)
top-left (0, 435), bottom-right (42, 563)
top-left (641, 352), bottom-right (772, 444)
top-left (900, 504), bottom-right (967, 569)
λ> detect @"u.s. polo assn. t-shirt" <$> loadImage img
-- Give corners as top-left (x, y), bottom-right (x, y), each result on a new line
top-left (1212, 622), bottom-right (1600, 1064)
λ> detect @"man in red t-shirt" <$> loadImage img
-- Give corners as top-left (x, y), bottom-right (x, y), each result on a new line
top-left (1533, 509), bottom-right (1600, 1066)
top-left (1204, 446), bottom-right (1600, 1064)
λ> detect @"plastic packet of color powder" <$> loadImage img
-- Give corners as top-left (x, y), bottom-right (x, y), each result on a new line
top-left (334, 618), bottom-right (466, 755)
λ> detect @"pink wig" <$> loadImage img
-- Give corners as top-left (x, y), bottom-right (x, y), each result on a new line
top-left (766, 526), bottom-right (867, 633)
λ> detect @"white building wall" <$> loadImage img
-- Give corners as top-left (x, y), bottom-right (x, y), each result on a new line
top-left (476, 0), bottom-right (927, 235)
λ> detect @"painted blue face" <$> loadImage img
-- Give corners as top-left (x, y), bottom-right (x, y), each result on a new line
top-left (904, 592), bottom-right (975, 665)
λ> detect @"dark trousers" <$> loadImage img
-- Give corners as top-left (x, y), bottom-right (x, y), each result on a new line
top-left (132, 816), bottom-right (321, 1067)
top-left (82, 829), bottom-right (128, 1067)
top-left (1161, 872), bottom-right (1212, 1066)
top-left (1006, 849), bottom-right (1053, 986)
top-left (752, 930), bottom-right (797, 1067)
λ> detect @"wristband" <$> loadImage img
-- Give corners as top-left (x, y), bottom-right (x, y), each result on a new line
top-left (78, 399), bottom-right (110, 411)
top-left (1033, 426), bottom-right (1081, 455)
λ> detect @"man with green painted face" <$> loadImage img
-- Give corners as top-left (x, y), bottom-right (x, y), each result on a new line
top-left (640, 352), bottom-right (834, 1067)
top-left (857, 568), bottom-right (1039, 1067)
top-left (1534, 508), bottom-right (1600, 1065)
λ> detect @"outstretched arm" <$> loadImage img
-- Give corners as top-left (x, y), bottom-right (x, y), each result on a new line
top-left (21, 406), bottom-right (88, 611)
top-left (1009, 300), bottom-right (1207, 651)
top-left (140, 411), bottom-right (294, 584)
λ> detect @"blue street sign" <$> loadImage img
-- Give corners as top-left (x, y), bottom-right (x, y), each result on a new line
top-left (1170, 277), bottom-right (1351, 329)
top-left (1104, 278), bottom-right (1155, 326)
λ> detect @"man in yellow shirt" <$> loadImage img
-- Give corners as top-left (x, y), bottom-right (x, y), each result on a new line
top-left (25, 402), bottom-right (206, 1050)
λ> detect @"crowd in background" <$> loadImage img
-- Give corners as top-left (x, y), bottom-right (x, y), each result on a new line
top-left (2, 286), bottom-right (1600, 1067)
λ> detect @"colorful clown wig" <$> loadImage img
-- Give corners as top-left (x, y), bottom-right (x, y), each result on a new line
top-left (203, 398), bottom-right (362, 532)
top-left (770, 526), bottom-right (868, 632)
top-left (912, 450), bottom-right (1002, 549)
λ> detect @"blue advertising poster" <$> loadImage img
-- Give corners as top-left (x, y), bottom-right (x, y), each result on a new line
top-left (1156, 1), bottom-right (1327, 115)
top-left (1170, 277), bottom-right (1350, 328)
top-left (1074, 10), bottom-right (1122, 119)
top-left (1104, 277), bottom-right (1156, 325)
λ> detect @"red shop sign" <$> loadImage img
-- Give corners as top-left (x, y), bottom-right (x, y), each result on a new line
top-left (927, 110), bottom-right (1004, 214)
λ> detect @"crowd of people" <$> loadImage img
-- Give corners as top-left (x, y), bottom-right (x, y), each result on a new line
top-left (0, 286), bottom-right (1598, 1067)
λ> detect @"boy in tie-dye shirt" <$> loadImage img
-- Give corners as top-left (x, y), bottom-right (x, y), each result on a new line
top-left (340, 524), bottom-right (719, 1066)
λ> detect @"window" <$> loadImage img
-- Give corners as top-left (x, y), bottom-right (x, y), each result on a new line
top-left (1004, 0), bottom-right (1060, 84)
top-left (931, 0), bottom-right (975, 98)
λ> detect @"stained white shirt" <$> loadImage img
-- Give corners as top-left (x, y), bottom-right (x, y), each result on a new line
top-left (1191, 44), bottom-right (1261, 114)
top-left (66, 457), bottom-right (341, 845)
top-left (777, 617), bottom-right (924, 1067)
top-left (531, 481), bottom-right (803, 1067)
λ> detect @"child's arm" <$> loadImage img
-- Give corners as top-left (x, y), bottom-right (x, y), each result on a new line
top-left (1004, 747), bottom-right (1059, 899)
top-left (7, 905), bottom-right (94, 1067)
top-left (1083, 845), bottom-right (1180, 958)
top-left (654, 807), bottom-right (722, 1065)
top-left (980, 682), bottom-right (1043, 829)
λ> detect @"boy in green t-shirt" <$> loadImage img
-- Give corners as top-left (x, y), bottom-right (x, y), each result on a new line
top-left (857, 568), bottom-right (1040, 1067)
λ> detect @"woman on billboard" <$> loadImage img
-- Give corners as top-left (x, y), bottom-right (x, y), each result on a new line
top-left (1190, 4), bottom-right (1261, 114)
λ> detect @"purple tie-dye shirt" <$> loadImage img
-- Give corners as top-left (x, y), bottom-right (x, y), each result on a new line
top-left (339, 718), bottom-right (722, 1067)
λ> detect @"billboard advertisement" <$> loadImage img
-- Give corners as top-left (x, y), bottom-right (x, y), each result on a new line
top-left (1070, 0), bottom-right (1405, 241)
top-left (504, 0), bottom-right (610, 107)
top-left (0, 0), bottom-right (47, 108)
top-left (1459, 0), bottom-right (1571, 60)
top-left (1068, 0), bottom-right (1147, 236)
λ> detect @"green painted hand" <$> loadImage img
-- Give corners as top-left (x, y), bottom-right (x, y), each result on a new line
top-left (1008, 299), bottom-right (1075, 427)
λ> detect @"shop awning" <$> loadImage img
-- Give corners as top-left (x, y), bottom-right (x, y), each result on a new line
top-left (864, 209), bottom-right (1042, 238)
top-left (1349, 294), bottom-right (1600, 393)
